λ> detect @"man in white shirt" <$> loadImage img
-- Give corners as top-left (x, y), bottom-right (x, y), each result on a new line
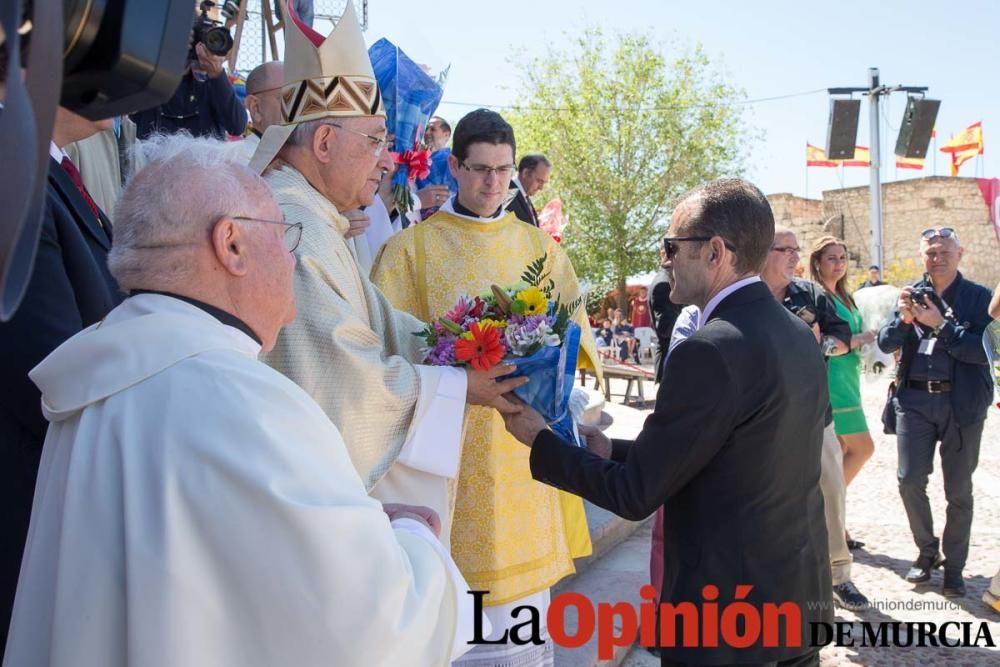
top-left (4, 133), bottom-right (480, 667)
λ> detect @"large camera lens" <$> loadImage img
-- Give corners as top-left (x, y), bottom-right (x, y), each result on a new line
top-left (202, 25), bottom-right (233, 56)
top-left (64, 0), bottom-right (110, 74)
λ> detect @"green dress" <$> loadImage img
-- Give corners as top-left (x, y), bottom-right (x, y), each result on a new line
top-left (828, 294), bottom-right (868, 435)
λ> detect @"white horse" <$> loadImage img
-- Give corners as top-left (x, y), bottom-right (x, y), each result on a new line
top-left (853, 284), bottom-right (901, 374)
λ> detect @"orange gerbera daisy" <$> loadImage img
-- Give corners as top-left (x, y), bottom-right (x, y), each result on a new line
top-left (454, 323), bottom-right (506, 370)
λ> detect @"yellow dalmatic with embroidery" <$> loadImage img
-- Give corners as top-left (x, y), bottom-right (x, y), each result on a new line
top-left (372, 208), bottom-right (601, 606)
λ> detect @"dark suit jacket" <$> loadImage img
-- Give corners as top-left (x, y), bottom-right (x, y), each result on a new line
top-left (530, 281), bottom-right (833, 664)
top-left (506, 186), bottom-right (539, 226)
top-left (0, 157), bottom-right (123, 653)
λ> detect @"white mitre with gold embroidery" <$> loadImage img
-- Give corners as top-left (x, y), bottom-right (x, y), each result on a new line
top-left (249, 1), bottom-right (386, 174)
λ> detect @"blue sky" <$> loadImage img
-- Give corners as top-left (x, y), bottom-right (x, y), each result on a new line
top-left (358, 0), bottom-right (998, 199)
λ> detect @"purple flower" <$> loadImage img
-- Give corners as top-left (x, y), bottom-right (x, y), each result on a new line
top-left (426, 337), bottom-right (458, 365)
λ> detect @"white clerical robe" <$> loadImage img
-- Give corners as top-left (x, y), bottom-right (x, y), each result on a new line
top-left (4, 294), bottom-right (479, 667)
top-left (262, 164), bottom-right (466, 545)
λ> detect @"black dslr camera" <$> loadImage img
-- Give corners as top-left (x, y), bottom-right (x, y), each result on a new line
top-left (910, 285), bottom-right (946, 313)
top-left (191, 1), bottom-right (234, 58)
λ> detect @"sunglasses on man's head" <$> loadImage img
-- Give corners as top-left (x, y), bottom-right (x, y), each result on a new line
top-left (921, 227), bottom-right (957, 241)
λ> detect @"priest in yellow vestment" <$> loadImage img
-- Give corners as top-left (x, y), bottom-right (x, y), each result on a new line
top-left (372, 109), bottom-right (600, 667)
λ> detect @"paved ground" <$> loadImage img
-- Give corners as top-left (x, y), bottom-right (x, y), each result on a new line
top-left (600, 372), bottom-right (1000, 666)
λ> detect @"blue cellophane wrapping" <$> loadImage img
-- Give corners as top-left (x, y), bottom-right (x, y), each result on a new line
top-left (507, 321), bottom-right (582, 447)
top-left (368, 38), bottom-right (444, 193)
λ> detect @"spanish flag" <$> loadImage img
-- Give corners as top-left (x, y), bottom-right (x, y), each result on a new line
top-left (940, 122), bottom-right (984, 176)
top-left (806, 144), bottom-right (838, 167)
top-left (896, 155), bottom-right (925, 170)
top-left (841, 145), bottom-right (871, 168)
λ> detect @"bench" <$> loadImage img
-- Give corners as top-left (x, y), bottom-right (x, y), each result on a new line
top-left (580, 356), bottom-right (655, 406)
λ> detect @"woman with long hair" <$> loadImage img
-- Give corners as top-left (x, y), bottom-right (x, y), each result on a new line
top-left (809, 236), bottom-right (876, 548)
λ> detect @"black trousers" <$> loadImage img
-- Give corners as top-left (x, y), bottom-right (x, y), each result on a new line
top-left (894, 387), bottom-right (984, 572)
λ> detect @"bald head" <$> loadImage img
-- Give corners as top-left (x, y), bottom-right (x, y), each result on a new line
top-left (247, 61), bottom-right (283, 95)
top-left (246, 61), bottom-right (285, 133)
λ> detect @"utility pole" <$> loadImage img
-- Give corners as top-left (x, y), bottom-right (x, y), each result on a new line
top-left (868, 68), bottom-right (883, 272)
top-left (828, 69), bottom-right (928, 271)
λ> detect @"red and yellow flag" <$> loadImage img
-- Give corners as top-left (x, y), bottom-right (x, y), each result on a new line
top-left (841, 145), bottom-right (871, 168)
top-left (940, 122), bottom-right (984, 176)
top-left (806, 143), bottom-right (838, 167)
top-left (896, 155), bottom-right (925, 170)
top-left (806, 143), bottom-right (871, 168)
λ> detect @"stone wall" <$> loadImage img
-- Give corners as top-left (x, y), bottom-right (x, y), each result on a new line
top-left (767, 177), bottom-right (1000, 289)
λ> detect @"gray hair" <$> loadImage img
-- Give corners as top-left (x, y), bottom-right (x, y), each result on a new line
top-left (287, 118), bottom-right (335, 147)
top-left (109, 133), bottom-right (273, 291)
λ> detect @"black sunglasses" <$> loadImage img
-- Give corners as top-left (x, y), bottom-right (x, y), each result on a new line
top-left (663, 236), bottom-right (736, 259)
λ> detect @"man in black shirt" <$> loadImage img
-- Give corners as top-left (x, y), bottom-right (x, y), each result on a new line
top-left (857, 264), bottom-right (886, 290)
top-left (649, 247), bottom-right (685, 382)
top-left (878, 228), bottom-right (992, 598)
top-left (762, 226), bottom-right (869, 610)
top-left (132, 40), bottom-right (246, 140)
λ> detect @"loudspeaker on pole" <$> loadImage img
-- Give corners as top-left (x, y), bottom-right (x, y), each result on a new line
top-left (894, 98), bottom-right (940, 159)
top-left (826, 99), bottom-right (861, 160)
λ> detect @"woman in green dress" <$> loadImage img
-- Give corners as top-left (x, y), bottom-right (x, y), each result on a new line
top-left (810, 237), bottom-right (876, 545)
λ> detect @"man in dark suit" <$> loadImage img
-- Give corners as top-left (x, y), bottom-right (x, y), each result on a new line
top-left (506, 154), bottom-right (550, 227)
top-left (504, 179), bottom-right (832, 666)
top-left (0, 106), bottom-right (124, 655)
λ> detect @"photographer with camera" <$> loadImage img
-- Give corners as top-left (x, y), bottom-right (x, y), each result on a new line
top-left (761, 226), bottom-right (871, 610)
top-left (131, 1), bottom-right (246, 140)
top-left (878, 227), bottom-right (992, 598)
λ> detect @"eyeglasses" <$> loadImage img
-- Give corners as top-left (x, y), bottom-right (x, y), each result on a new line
top-left (921, 227), bottom-right (958, 241)
top-left (459, 162), bottom-right (517, 178)
top-left (770, 245), bottom-right (801, 256)
top-left (233, 216), bottom-right (304, 252)
top-left (663, 236), bottom-right (736, 260)
top-left (327, 122), bottom-right (389, 157)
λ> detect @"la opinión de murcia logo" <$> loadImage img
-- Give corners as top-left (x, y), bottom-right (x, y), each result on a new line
top-left (468, 587), bottom-right (997, 659)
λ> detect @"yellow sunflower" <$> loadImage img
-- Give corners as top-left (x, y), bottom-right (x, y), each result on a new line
top-left (514, 287), bottom-right (549, 316)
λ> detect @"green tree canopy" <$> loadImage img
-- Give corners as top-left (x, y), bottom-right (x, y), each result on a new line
top-left (507, 29), bottom-right (755, 311)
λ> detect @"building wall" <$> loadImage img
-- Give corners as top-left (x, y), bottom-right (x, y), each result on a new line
top-left (767, 177), bottom-right (1000, 289)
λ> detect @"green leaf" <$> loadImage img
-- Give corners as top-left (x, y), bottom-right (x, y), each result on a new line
top-left (438, 318), bottom-right (465, 335)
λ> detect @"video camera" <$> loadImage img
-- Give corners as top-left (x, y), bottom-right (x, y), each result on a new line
top-left (191, 1), bottom-right (235, 59)
top-left (0, 0), bottom-right (194, 320)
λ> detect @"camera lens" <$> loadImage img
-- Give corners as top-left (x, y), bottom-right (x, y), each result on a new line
top-left (203, 26), bottom-right (233, 56)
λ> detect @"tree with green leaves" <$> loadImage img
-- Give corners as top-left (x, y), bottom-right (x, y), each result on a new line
top-left (507, 29), bottom-right (754, 313)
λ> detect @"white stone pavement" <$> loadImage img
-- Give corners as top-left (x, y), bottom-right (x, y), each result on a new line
top-left (596, 372), bottom-right (1000, 667)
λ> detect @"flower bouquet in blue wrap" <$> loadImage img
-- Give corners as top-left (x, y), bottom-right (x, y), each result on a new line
top-left (414, 254), bottom-right (586, 447)
top-left (368, 38), bottom-right (444, 214)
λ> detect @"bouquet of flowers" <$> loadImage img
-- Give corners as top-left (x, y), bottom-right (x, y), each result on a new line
top-left (985, 320), bottom-right (1000, 408)
top-left (368, 38), bottom-right (444, 213)
top-left (416, 254), bottom-right (585, 445)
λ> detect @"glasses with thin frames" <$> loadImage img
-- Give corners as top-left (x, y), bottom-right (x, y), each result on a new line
top-left (770, 244), bottom-right (801, 256)
top-left (233, 216), bottom-right (303, 253)
top-left (663, 236), bottom-right (736, 260)
top-left (459, 162), bottom-right (517, 179)
top-left (327, 122), bottom-right (389, 157)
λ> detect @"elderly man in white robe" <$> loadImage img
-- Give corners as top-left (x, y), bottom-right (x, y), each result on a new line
top-left (3, 134), bottom-right (481, 667)
top-left (249, 3), bottom-right (523, 545)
